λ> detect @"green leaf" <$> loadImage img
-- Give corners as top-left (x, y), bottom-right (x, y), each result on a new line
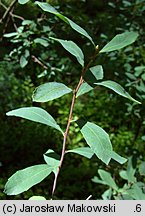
top-left (32, 82), bottom-right (72, 102)
top-left (6, 107), bottom-right (63, 133)
top-left (29, 196), bottom-right (46, 200)
top-left (102, 188), bottom-right (112, 200)
top-left (141, 74), bottom-right (145, 81)
top-left (126, 157), bottom-right (136, 183)
top-left (98, 169), bottom-right (118, 190)
top-left (4, 32), bottom-right (18, 38)
top-left (135, 66), bottom-right (145, 77)
top-left (139, 161), bottom-right (145, 176)
top-left (22, 20), bottom-right (34, 26)
top-left (50, 37), bottom-right (84, 66)
top-left (89, 65), bottom-right (104, 80)
top-left (18, 0), bottom-right (30, 4)
top-left (100, 31), bottom-right (138, 53)
top-left (95, 80), bottom-right (141, 104)
top-left (34, 38), bottom-right (49, 47)
top-left (79, 121), bottom-right (113, 165)
top-left (20, 55), bottom-right (28, 68)
top-left (43, 149), bottom-right (60, 174)
top-left (91, 176), bottom-right (106, 185)
top-left (119, 170), bottom-right (128, 180)
top-left (4, 165), bottom-right (52, 195)
top-left (76, 82), bottom-right (93, 98)
top-left (24, 49), bottom-right (30, 58)
top-left (35, 1), bottom-right (94, 45)
top-left (66, 147), bottom-right (94, 159)
top-left (127, 184), bottom-right (145, 200)
top-left (111, 151), bottom-right (127, 164)
top-left (126, 73), bottom-right (136, 81)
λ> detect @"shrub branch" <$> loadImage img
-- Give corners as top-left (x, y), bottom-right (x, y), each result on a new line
top-left (51, 49), bottom-right (98, 197)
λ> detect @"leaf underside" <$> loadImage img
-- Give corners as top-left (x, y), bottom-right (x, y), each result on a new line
top-left (49, 37), bottom-right (84, 66)
top-left (100, 31), bottom-right (138, 53)
top-left (4, 165), bottom-right (52, 195)
top-left (95, 80), bottom-right (141, 104)
top-left (6, 107), bottom-right (63, 133)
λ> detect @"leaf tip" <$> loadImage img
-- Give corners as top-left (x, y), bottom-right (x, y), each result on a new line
top-left (6, 111), bottom-right (11, 116)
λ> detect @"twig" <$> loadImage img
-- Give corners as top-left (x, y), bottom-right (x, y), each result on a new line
top-left (0, 1), bottom-right (7, 10)
top-left (0, 0), bottom-right (17, 23)
top-left (2, 12), bottom-right (11, 36)
top-left (0, 2), bottom-right (24, 21)
top-left (51, 49), bottom-right (98, 197)
top-left (11, 14), bottom-right (24, 21)
top-left (10, 7), bottom-right (18, 32)
top-left (31, 55), bottom-right (48, 70)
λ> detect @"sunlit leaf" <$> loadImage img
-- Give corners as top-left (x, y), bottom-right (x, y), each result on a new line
top-left (6, 107), bottom-right (63, 133)
top-left (32, 82), bottom-right (72, 102)
top-left (95, 80), bottom-right (141, 104)
top-left (4, 165), bottom-right (52, 195)
top-left (100, 32), bottom-right (138, 53)
top-left (50, 37), bottom-right (84, 66)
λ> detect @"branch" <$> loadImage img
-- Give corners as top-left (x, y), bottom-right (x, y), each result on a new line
top-left (0, 0), bottom-right (17, 23)
top-left (0, 1), bottom-right (7, 10)
top-left (31, 55), bottom-right (48, 70)
top-left (11, 14), bottom-right (24, 21)
top-left (1, 1), bottom-right (24, 21)
top-left (51, 49), bottom-right (98, 197)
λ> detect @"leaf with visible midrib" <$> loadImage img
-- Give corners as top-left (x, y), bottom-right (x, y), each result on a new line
top-left (35, 1), bottom-right (94, 45)
top-left (6, 107), bottom-right (63, 133)
top-left (50, 37), bottom-right (84, 66)
top-left (4, 165), bottom-right (53, 195)
top-left (95, 80), bottom-right (141, 104)
top-left (32, 82), bottom-right (72, 102)
top-left (98, 169), bottom-right (118, 190)
top-left (100, 31), bottom-right (138, 53)
top-left (79, 121), bottom-right (113, 165)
